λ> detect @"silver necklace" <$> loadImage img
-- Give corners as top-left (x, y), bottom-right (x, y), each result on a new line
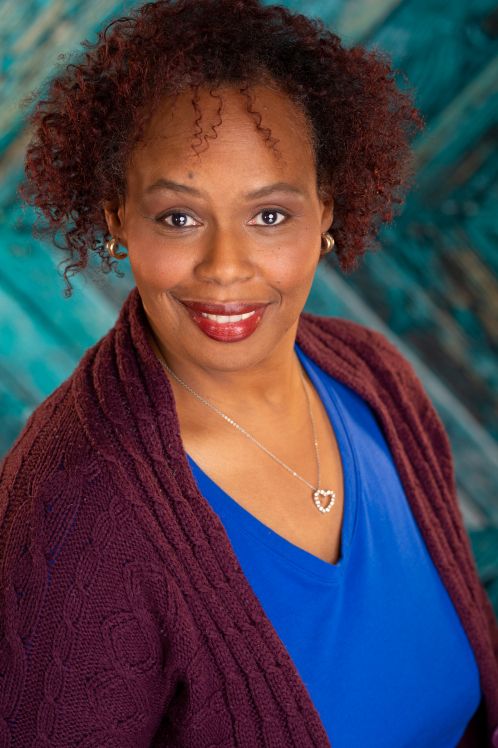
top-left (156, 354), bottom-right (336, 514)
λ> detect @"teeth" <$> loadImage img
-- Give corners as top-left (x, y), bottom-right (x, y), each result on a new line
top-left (200, 310), bottom-right (256, 323)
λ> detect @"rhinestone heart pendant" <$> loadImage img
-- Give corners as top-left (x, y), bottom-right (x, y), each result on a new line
top-left (313, 489), bottom-right (336, 514)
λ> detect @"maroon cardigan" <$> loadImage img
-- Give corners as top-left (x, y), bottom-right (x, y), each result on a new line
top-left (1, 287), bottom-right (497, 747)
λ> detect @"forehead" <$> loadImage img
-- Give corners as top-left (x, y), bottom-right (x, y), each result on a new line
top-left (128, 84), bottom-right (316, 184)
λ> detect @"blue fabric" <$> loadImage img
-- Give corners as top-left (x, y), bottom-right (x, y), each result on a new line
top-left (187, 344), bottom-right (481, 748)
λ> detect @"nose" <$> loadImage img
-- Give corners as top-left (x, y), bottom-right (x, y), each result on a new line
top-left (194, 226), bottom-right (255, 286)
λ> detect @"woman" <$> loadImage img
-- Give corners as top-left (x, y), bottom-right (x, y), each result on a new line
top-left (1, 0), bottom-right (497, 745)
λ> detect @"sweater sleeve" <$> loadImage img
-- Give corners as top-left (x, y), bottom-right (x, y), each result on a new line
top-left (0, 442), bottom-right (177, 748)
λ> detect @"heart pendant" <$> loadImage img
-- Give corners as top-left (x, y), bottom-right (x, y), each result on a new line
top-left (313, 489), bottom-right (336, 513)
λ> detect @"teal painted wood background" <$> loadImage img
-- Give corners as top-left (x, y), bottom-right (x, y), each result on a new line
top-left (1, 0), bottom-right (498, 612)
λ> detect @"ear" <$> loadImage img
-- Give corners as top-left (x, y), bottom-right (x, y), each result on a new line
top-left (317, 182), bottom-right (334, 233)
top-left (320, 196), bottom-right (334, 234)
top-left (103, 195), bottom-right (128, 248)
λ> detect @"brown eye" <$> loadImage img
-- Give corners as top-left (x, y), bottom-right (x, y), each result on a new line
top-left (250, 210), bottom-right (288, 226)
top-left (163, 212), bottom-right (200, 228)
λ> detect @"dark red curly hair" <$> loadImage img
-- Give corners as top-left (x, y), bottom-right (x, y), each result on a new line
top-left (21, 0), bottom-right (424, 297)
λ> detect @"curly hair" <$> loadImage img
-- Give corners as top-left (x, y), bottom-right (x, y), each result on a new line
top-left (21, 0), bottom-right (424, 297)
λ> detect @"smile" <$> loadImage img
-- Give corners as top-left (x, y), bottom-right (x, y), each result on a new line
top-left (182, 301), bottom-right (267, 342)
top-left (200, 311), bottom-right (255, 323)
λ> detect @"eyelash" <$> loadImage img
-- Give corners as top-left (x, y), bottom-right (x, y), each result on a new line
top-left (159, 208), bottom-right (290, 228)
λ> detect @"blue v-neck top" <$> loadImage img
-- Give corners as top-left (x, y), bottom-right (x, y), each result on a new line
top-left (187, 344), bottom-right (481, 748)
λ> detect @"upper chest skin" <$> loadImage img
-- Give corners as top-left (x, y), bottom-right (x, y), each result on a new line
top-left (175, 370), bottom-right (345, 565)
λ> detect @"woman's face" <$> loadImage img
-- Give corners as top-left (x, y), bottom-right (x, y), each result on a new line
top-left (105, 85), bottom-right (333, 373)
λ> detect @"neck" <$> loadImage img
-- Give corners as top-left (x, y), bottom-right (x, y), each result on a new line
top-left (147, 321), bottom-right (305, 418)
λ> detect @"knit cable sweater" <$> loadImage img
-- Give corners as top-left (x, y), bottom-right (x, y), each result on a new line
top-left (1, 286), bottom-right (498, 748)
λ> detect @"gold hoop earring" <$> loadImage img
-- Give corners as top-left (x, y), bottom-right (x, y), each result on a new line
top-left (106, 236), bottom-right (128, 260)
top-left (320, 232), bottom-right (334, 254)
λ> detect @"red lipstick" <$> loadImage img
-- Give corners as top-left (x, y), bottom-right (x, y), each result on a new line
top-left (182, 301), bottom-right (267, 342)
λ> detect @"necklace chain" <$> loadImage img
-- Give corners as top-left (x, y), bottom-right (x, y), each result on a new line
top-left (155, 353), bottom-right (335, 513)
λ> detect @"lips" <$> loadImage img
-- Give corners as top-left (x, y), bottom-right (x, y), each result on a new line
top-left (182, 300), bottom-right (268, 342)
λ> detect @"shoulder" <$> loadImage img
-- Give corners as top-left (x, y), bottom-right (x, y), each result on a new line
top-left (0, 324), bottom-right (125, 591)
top-left (297, 311), bottom-right (455, 488)
top-left (1, 344), bottom-right (101, 504)
top-left (0, 307), bottom-right (180, 581)
top-left (0, 367), bottom-right (105, 591)
top-left (0, 336), bottom-right (168, 644)
top-left (297, 311), bottom-right (420, 387)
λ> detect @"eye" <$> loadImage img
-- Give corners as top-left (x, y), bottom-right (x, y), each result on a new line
top-left (162, 212), bottom-right (201, 228)
top-left (250, 209), bottom-right (288, 226)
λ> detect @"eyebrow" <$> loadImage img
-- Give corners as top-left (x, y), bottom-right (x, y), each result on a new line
top-left (143, 178), bottom-right (305, 200)
top-left (244, 182), bottom-right (305, 199)
top-left (144, 178), bottom-right (202, 197)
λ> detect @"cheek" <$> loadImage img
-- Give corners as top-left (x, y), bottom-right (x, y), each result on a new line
top-left (126, 229), bottom-right (192, 292)
top-left (268, 236), bottom-right (319, 296)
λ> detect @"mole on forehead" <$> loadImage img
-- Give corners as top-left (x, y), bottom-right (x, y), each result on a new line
top-left (189, 173), bottom-right (195, 179)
